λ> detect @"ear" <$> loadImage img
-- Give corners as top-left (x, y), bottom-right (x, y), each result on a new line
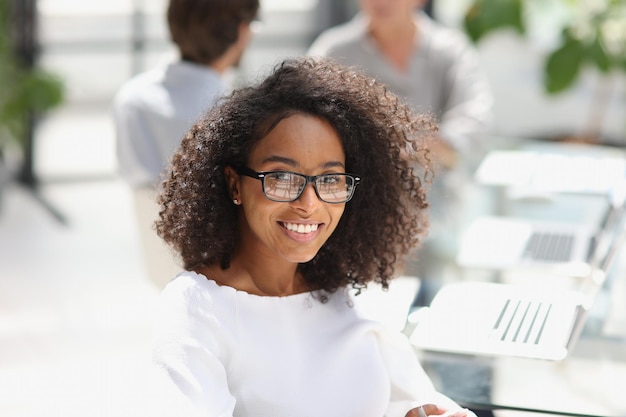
top-left (224, 166), bottom-right (241, 202)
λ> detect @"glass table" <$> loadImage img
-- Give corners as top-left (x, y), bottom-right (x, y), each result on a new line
top-left (418, 283), bottom-right (626, 417)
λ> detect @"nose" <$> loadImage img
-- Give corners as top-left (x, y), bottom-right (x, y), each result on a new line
top-left (291, 182), bottom-right (321, 212)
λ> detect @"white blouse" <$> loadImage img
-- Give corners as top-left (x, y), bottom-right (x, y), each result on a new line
top-left (150, 271), bottom-right (461, 417)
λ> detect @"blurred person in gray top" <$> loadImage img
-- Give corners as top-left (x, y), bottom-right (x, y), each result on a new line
top-left (308, 0), bottom-right (494, 303)
top-left (112, 0), bottom-right (259, 288)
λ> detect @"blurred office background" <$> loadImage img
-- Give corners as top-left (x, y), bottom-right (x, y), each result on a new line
top-left (1, 0), bottom-right (625, 416)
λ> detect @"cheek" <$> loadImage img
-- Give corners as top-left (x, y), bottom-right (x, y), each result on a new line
top-left (242, 199), bottom-right (274, 230)
top-left (241, 194), bottom-right (286, 238)
top-left (239, 179), bottom-right (266, 206)
top-left (327, 205), bottom-right (347, 233)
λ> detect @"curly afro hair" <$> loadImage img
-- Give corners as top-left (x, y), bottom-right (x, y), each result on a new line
top-left (156, 56), bottom-right (437, 297)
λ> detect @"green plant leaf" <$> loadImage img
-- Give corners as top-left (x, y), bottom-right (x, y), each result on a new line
top-left (2, 71), bottom-right (63, 117)
top-left (544, 36), bottom-right (584, 94)
top-left (22, 70), bottom-right (64, 111)
top-left (0, 0), bottom-right (65, 146)
top-left (586, 36), bottom-right (611, 73)
top-left (463, 0), bottom-right (525, 43)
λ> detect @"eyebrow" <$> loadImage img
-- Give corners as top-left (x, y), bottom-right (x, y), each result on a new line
top-left (261, 155), bottom-right (345, 170)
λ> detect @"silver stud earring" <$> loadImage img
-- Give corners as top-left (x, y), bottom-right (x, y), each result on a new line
top-left (233, 199), bottom-right (239, 205)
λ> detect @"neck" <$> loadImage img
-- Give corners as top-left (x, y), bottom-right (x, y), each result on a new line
top-left (368, 14), bottom-right (415, 44)
top-left (209, 54), bottom-right (234, 74)
top-left (200, 252), bottom-right (310, 297)
top-left (368, 18), bottom-right (417, 72)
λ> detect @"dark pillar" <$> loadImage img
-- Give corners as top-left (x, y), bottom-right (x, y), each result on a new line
top-left (12, 0), bottom-right (38, 186)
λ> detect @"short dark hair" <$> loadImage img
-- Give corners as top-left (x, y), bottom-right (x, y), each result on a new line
top-left (167, 0), bottom-right (259, 64)
top-left (156, 57), bottom-right (436, 297)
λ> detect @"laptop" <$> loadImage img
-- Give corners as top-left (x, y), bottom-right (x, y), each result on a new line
top-left (409, 281), bottom-right (588, 361)
top-left (409, 206), bottom-right (626, 361)
top-left (475, 143), bottom-right (626, 194)
top-left (456, 191), bottom-right (626, 276)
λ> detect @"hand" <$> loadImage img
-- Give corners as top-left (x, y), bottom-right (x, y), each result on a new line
top-left (405, 404), bottom-right (470, 417)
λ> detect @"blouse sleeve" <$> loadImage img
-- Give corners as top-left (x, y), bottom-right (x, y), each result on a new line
top-left (150, 279), bottom-right (237, 417)
top-left (379, 327), bottom-right (466, 417)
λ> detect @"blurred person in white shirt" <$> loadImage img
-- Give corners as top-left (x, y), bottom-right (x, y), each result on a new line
top-left (112, 0), bottom-right (259, 288)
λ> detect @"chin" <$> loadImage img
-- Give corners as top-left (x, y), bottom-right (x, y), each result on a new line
top-left (290, 255), bottom-right (317, 264)
top-left (285, 249), bottom-right (320, 264)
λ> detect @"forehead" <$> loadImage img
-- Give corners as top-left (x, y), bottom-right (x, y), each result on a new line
top-left (248, 113), bottom-right (346, 168)
top-left (359, 0), bottom-right (419, 14)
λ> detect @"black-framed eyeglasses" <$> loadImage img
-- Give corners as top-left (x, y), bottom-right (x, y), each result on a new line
top-left (235, 166), bottom-right (361, 204)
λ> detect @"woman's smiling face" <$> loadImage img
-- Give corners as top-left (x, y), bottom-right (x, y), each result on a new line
top-left (228, 112), bottom-right (347, 264)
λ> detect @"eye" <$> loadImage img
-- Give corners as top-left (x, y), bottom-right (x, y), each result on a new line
top-left (273, 172), bottom-right (295, 182)
top-left (320, 174), bottom-right (343, 186)
top-left (265, 172), bottom-right (305, 191)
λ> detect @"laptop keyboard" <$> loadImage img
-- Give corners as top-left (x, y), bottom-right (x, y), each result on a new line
top-left (523, 231), bottom-right (574, 262)
top-left (490, 298), bottom-right (552, 345)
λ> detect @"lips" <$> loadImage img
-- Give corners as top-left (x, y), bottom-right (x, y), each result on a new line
top-left (281, 222), bottom-right (320, 234)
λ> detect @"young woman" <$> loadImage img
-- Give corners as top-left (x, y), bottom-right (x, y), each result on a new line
top-left (151, 56), bottom-right (474, 417)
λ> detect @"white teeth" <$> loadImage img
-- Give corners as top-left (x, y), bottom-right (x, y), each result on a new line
top-left (284, 222), bottom-right (319, 234)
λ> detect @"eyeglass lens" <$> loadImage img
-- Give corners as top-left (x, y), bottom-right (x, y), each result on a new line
top-left (263, 172), bottom-right (354, 203)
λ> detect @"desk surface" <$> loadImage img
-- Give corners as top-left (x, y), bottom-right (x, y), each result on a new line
top-left (419, 314), bottom-right (626, 416)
